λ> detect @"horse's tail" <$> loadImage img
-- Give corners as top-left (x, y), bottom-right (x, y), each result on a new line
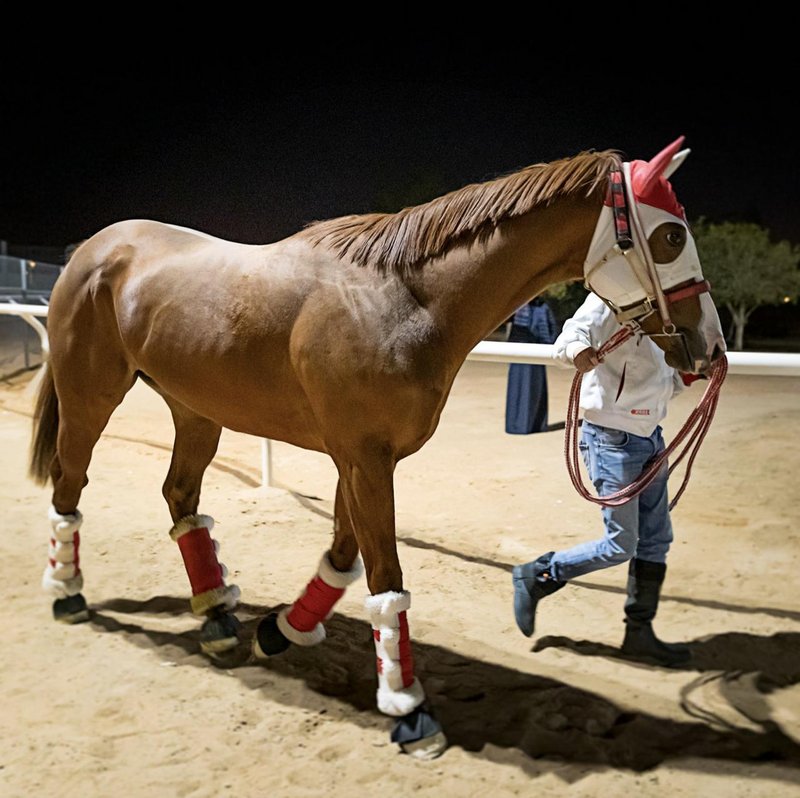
top-left (29, 363), bottom-right (58, 485)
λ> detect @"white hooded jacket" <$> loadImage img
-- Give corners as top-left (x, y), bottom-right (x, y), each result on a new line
top-left (553, 293), bottom-right (685, 437)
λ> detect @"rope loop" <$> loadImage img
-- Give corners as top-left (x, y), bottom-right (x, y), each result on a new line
top-left (564, 331), bottom-right (727, 509)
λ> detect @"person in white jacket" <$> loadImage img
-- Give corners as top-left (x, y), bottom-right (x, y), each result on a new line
top-left (512, 292), bottom-right (699, 667)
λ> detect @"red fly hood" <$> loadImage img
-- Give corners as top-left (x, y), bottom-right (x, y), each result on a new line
top-left (629, 136), bottom-right (688, 221)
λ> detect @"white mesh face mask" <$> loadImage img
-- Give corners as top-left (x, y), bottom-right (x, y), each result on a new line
top-left (583, 138), bottom-right (725, 363)
top-left (584, 195), bottom-right (703, 310)
top-left (585, 138), bottom-right (700, 310)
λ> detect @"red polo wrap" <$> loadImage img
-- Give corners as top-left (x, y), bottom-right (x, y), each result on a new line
top-left (372, 610), bottom-right (414, 688)
top-left (374, 629), bottom-right (383, 675)
top-left (176, 527), bottom-right (223, 596)
top-left (397, 611), bottom-right (414, 688)
top-left (48, 531), bottom-right (81, 574)
top-left (286, 576), bottom-right (345, 632)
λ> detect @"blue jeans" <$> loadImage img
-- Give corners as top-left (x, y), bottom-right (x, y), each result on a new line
top-left (550, 421), bottom-right (673, 581)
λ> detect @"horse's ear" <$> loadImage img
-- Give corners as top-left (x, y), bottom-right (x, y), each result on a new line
top-left (663, 148), bottom-right (690, 180)
top-left (635, 137), bottom-right (686, 195)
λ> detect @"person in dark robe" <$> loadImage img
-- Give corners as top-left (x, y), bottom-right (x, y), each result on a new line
top-left (504, 297), bottom-right (558, 434)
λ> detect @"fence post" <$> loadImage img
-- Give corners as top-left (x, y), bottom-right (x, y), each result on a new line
top-left (261, 438), bottom-right (273, 488)
top-left (20, 260), bottom-right (30, 369)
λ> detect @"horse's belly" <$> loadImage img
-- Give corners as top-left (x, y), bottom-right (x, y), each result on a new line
top-left (138, 356), bottom-right (328, 452)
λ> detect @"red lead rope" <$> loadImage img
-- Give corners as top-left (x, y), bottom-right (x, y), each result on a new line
top-left (564, 328), bottom-right (728, 509)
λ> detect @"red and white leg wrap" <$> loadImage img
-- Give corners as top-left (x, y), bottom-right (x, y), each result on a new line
top-left (366, 590), bottom-right (425, 717)
top-left (43, 506), bottom-right (84, 598)
top-left (276, 551), bottom-right (364, 646)
top-left (169, 514), bottom-right (240, 616)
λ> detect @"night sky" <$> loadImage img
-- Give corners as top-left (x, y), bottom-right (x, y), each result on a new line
top-left (2, 43), bottom-right (797, 251)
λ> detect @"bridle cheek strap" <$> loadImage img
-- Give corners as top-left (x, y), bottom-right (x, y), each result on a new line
top-left (621, 161), bottom-right (676, 331)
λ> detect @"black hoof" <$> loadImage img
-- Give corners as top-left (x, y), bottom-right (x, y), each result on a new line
top-left (53, 593), bottom-right (90, 624)
top-left (252, 612), bottom-right (291, 658)
top-left (200, 611), bottom-right (242, 657)
top-left (391, 705), bottom-right (448, 760)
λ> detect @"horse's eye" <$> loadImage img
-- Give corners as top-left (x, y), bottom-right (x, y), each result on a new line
top-left (649, 222), bottom-right (687, 263)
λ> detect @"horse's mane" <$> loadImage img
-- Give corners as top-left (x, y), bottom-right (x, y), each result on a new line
top-left (300, 149), bottom-right (620, 275)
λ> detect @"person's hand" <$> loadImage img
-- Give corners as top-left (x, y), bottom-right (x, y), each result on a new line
top-left (574, 347), bottom-right (600, 374)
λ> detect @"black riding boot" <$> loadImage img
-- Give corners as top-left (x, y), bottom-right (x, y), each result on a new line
top-left (621, 558), bottom-right (690, 667)
top-left (512, 551), bottom-right (566, 637)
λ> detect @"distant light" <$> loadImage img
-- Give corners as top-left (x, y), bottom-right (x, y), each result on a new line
top-left (784, 296), bottom-right (792, 303)
top-left (28, 260), bottom-right (36, 268)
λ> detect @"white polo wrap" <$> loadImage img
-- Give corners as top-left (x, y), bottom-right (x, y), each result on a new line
top-left (42, 506), bottom-right (84, 598)
top-left (366, 590), bottom-right (425, 717)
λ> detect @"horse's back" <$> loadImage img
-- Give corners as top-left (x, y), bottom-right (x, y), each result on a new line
top-left (61, 220), bottom-right (242, 281)
top-left (52, 219), bottom-right (270, 324)
top-left (47, 219), bottom-right (448, 452)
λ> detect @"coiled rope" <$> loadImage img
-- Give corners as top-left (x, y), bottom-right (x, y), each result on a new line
top-left (565, 328), bottom-right (728, 509)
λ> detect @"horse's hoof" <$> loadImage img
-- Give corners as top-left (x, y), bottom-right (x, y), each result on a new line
top-left (391, 706), bottom-right (448, 760)
top-left (401, 731), bottom-right (448, 760)
top-left (53, 593), bottom-right (90, 624)
top-left (252, 612), bottom-right (291, 658)
top-left (200, 611), bottom-right (242, 658)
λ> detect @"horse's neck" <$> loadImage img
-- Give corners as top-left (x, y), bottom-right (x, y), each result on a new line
top-left (410, 195), bottom-right (600, 361)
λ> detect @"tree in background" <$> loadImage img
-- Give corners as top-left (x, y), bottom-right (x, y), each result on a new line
top-left (694, 221), bottom-right (800, 350)
top-left (542, 281), bottom-right (589, 327)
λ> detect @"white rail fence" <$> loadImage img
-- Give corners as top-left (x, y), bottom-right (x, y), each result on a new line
top-left (4, 303), bottom-right (800, 487)
top-left (0, 302), bottom-right (50, 356)
top-left (469, 340), bottom-right (800, 376)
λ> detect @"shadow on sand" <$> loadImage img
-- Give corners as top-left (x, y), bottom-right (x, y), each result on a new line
top-left (534, 630), bottom-right (800, 740)
top-left (89, 596), bottom-right (800, 778)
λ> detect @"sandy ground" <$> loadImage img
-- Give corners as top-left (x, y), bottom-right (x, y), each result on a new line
top-left (1, 361), bottom-right (799, 798)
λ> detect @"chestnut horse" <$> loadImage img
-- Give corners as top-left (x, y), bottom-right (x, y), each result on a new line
top-left (30, 139), bottom-right (724, 758)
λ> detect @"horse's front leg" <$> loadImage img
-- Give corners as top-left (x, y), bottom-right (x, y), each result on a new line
top-left (337, 450), bottom-right (447, 760)
top-left (252, 480), bottom-right (363, 656)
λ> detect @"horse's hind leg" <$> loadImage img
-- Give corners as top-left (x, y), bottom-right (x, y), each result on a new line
top-left (253, 479), bottom-right (363, 657)
top-left (160, 397), bottom-right (241, 657)
top-left (41, 362), bottom-right (136, 623)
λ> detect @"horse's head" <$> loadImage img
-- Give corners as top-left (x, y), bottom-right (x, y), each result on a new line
top-left (584, 137), bottom-right (726, 374)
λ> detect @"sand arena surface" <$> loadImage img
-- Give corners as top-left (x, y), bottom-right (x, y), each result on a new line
top-left (1, 362), bottom-right (799, 797)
